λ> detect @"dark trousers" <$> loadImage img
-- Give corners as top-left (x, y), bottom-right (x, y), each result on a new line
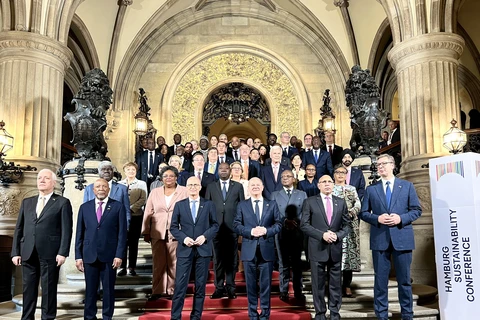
top-left (21, 248), bottom-right (59, 320)
top-left (121, 215), bottom-right (143, 269)
top-left (84, 260), bottom-right (117, 320)
top-left (310, 258), bottom-right (342, 320)
top-left (372, 242), bottom-right (413, 320)
top-left (212, 229), bottom-right (238, 293)
top-left (275, 230), bottom-right (303, 295)
top-left (244, 247), bottom-right (274, 320)
top-left (171, 249), bottom-right (210, 320)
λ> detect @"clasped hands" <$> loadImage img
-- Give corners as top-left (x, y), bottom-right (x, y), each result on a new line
top-left (183, 235), bottom-right (206, 247)
top-left (323, 230), bottom-right (337, 243)
top-left (250, 226), bottom-right (267, 238)
top-left (378, 213), bottom-right (401, 226)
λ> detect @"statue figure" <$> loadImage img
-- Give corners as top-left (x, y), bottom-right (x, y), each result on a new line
top-left (345, 65), bottom-right (389, 155)
top-left (64, 68), bottom-right (113, 160)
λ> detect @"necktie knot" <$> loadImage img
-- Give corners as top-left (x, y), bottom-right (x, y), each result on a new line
top-left (325, 196), bottom-right (332, 224)
top-left (385, 181), bottom-right (392, 209)
top-left (96, 201), bottom-right (104, 223)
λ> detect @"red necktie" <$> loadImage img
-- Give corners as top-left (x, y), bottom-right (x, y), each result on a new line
top-left (328, 145), bottom-right (333, 156)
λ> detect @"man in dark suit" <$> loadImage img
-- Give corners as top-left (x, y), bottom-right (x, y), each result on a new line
top-left (175, 145), bottom-right (193, 172)
top-left (234, 178), bottom-right (282, 320)
top-left (359, 154), bottom-right (422, 320)
top-left (239, 144), bottom-right (261, 179)
top-left (136, 138), bottom-right (164, 190)
top-left (217, 141), bottom-right (234, 165)
top-left (75, 178), bottom-right (127, 320)
top-left (84, 161), bottom-right (130, 228)
top-left (387, 120), bottom-right (401, 168)
top-left (170, 176), bottom-right (219, 320)
top-left (261, 145), bottom-right (289, 200)
top-left (228, 136), bottom-right (241, 161)
top-left (11, 169), bottom-right (73, 320)
top-left (321, 131), bottom-right (343, 167)
top-left (204, 147), bottom-right (220, 179)
top-left (271, 170), bottom-right (307, 302)
top-left (302, 136), bottom-right (333, 179)
top-left (300, 133), bottom-right (314, 156)
top-left (168, 133), bottom-right (184, 155)
top-left (300, 175), bottom-right (350, 320)
top-left (178, 152), bottom-right (215, 197)
top-left (205, 163), bottom-right (245, 299)
top-left (280, 131), bottom-right (298, 159)
top-left (341, 149), bottom-right (366, 200)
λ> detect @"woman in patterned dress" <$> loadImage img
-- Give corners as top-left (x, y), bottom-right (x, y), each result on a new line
top-left (332, 164), bottom-right (361, 297)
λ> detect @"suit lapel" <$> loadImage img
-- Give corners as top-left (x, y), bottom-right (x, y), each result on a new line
top-left (244, 199), bottom-right (256, 223)
top-left (37, 194), bottom-right (58, 220)
top-left (166, 187), bottom-right (183, 211)
top-left (374, 182), bottom-right (389, 211)
top-left (260, 200), bottom-right (270, 225)
top-left (110, 183), bottom-right (118, 199)
top-left (389, 179), bottom-right (402, 209)
top-left (99, 199), bottom-right (113, 225)
top-left (280, 189), bottom-right (289, 204)
top-left (194, 199), bottom-right (205, 223)
top-left (315, 196), bottom-right (329, 226)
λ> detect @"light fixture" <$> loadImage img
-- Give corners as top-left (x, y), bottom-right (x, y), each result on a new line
top-left (0, 120), bottom-right (37, 184)
top-left (315, 89), bottom-right (336, 137)
top-left (133, 88), bottom-right (151, 136)
top-left (443, 119), bottom-right (467, 154)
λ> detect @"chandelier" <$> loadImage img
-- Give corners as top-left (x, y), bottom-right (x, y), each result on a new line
top-left (203, 83), bottom-right (270, 125)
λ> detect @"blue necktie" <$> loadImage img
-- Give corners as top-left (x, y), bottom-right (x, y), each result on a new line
top-left (314, 150), bottom-right (318, 163)
top-left (149, 151), bottom-right (154, 175)
top-left (191, 200), bottom-right (197, 222)
top-left (254, 200), bottom-right (260, 224)
top-left (222, 181), bottom-right (227, 201)
top-left (385, 181), bottom-right (392, 209)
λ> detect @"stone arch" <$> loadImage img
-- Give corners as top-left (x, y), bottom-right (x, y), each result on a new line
top-left (161, 42), bottom-right (309, 142)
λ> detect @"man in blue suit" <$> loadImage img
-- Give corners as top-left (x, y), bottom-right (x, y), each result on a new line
top-left (204, 147), bottom-right (220, 179)
top-left (280, 131), bottom-right (298, 159)
top-left (136, 138), bottom-right (164, 190)
top-left (170, 176), bottom-right (219, 320)
top-left (75, 179), bottom-right (127, 320)
top-left (341, 149), bottom-right (366, 200)
top-left (302, 136), bottom-right (333, 179)
top-left (234, 178), bottom-right (282, 320)
top-left (359, 154), bottom-right (422, 320)
top-left (271, 170), bottom-right (307, 302)
top-left (178, 152), bottom-right (216, 198)
top-left (261, 145), bottom-right (289, 200)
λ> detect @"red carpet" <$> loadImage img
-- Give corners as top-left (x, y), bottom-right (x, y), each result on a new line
top-left (139, 270), bottom-right (312, 319)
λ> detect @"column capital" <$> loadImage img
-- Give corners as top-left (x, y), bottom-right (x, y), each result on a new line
top-left (388, 32), bottom-right (464, 72)
top-left (0, 31), bottom-right (73, 71)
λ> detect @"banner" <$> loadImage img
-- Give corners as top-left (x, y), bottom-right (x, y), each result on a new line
top-left (429, 152), bottom-right (480, 319)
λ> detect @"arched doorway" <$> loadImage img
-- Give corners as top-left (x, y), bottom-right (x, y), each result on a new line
top-left (202, 82), bottom-right (270, 142)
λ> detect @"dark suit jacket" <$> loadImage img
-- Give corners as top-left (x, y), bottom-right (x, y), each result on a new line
top-left (359, 178), bottom-right (421, 251)
top-left (170, 197), bottom-right (219, 258)
top-left (297, 178), bottom-right (320, 197)
top-left (12, 194), bottom-right (73, 260)
top-left (84, 181), bottom-right (131, 226)
top-left (136, 150), bottom-right (164, 182)
top-left (240, 159), bottom-right (261, 180)
top-left (182, 157), bottom-right (193, 172)
top-left (228, 148), bottom-right (241, 162)
top-left (264, 156), bottom-right (291, 167)
top-left (302, 149), bottom-right (333, 179)
top-left (390, 129), bottom-right (400, 144)
top-left (75, 198), bottom-right (127, 263)
top-left (261, 163), bottom-right (290, 200)
top-left (281, 146), bottom-right (298, 159)
top-left (205, 180), bottom-right (245, 232)
top-left (217, 155), bottom-right (234, 165)
top-left (300, 194), bottom-right (350, 262)
top-left (271, 188), bottom-right (307, 240)
top-left (204, 161), bottom-right (220, 180)
top-left (178, 171), bottom-right (216, 198)
top-left (233, 198), bottom-right (282, 261)
top-left (349, 167), bottom-right (366, 200)
top-left (321, 144), bottom-right (343, 166)
top-left (168, 144), bottom-right (184, 155)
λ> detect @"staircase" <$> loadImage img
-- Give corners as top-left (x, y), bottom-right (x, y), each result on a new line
top-left (2, 241), bottom-right (439, 320)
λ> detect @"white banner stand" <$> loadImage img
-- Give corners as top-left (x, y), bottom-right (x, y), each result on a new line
top-left (429, 152), bottom-right (480, 319)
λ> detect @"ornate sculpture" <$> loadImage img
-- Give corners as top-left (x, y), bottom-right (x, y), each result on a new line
top-left (64, 68), bottom-right (113, 160)
top-left (345, 65), bottom-right (389, 155)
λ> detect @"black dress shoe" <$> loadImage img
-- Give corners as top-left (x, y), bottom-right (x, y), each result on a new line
top-left (210, 290), bottom-right (225, 299)
top-left (294, 293), bottom-right (306, 301)
top-left (227, 291), bottom-right (237, 299)
top-left (147, 294), bottom-right (161, 301)
top-left (279, 292), bottom-right (289, 302)
top-left (128, 269), bottom-right (137, 276)
top-left (117, 268), bottom-right (127, 276)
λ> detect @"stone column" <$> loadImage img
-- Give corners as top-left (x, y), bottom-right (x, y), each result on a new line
top-left (388, 32), bottom-right (464, 285)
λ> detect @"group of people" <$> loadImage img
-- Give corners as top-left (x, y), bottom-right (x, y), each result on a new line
top-left (10, 128), bottom-right (421, 320)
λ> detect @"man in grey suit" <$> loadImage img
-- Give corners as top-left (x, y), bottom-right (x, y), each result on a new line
top-left (205, 162), bottom-right (245, 299)
top-left (271, 169), bottom-right (307, 302)
top-left (11, 169), bottom-right (73, 320)
top-left (359, 154), bottom-right (421, 320)
top-left (300, 175), bottom-right (350, 320)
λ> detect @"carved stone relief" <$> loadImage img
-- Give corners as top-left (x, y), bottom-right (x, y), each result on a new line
top-left (172, 52), bottom-right (300, 141)
top-left (0, 189), bottom-right (21, 216)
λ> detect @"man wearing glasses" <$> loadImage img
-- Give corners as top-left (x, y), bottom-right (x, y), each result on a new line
top-left (178, 152), bottom-right (215, 197)
top-left (170, 176), bottom-right (219, 320)
top-left (300, 175), bottom-right (350, 320)
top-left (359, 154), bottom-right (422, 320)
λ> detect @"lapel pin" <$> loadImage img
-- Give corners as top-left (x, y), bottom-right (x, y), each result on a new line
top-left (399, 185), bottom-right (402, 188)
top-left (107, 206), bottom-right (111, 211)
top-left (200, 206), bottom-right (204, 209)
top-left (266, 203), bottom-right (269, 207)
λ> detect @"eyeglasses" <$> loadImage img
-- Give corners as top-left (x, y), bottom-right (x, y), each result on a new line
top-left (193, 159), bottom-right (204, 162)
top-left (231, 167), bottom-right (242, 170)
top-left (377, 162), bottom-right (393, 167)
top-left (162, 175), bottom-right (176, 179)
top-left (334, 171), bottom-right (347, 175)
top-left (281, 175), bottom-right (294, 179)
top-left (319, 180), bottom-right (333, 184)
top-left (186, 184), bottom-right (201, 188)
